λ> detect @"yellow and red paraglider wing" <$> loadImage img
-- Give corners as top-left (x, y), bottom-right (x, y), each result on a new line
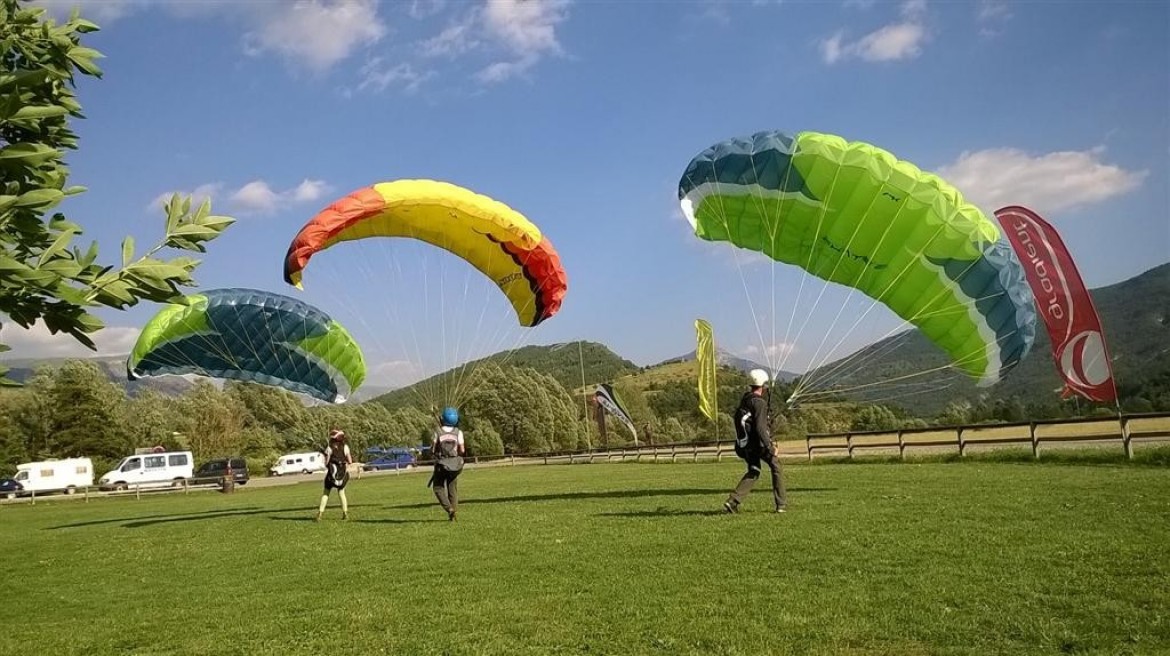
top-left (283, 179), bottom-right (566, 326)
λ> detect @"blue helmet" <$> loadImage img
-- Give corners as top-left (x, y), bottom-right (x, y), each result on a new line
top-left (441, 406), bottom-right (460, 426)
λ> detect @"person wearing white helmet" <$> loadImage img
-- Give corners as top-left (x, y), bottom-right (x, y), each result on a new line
top-left (724, 368), bottom-right (787, 514)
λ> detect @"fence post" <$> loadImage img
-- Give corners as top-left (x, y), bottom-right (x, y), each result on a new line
top-left (1030, 422), bottom-right (1039, 459)
top-left (847, 433), bottom-right (854, 459)
top-left (1120, 416), bottom-right (1133, 460)
top-left (897, 430), bottom-right (905, 460)
top-left (957, 427), bottom-right (966, 457)
top-left (693, 444), bottom-right (699, 462)
top-left (84, 486), bottom-right (89, 503)
top-left (136, 484), bottom-right (141, 501)
top-left (806, 436), bottom-right (812, 461)
top-left (671, 446), bottom-right (677, 463)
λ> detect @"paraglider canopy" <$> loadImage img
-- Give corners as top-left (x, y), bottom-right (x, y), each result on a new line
top-left (127, 287), bottom-right (366, 404)
top-left (679, 130), bottom-right (1037, 391)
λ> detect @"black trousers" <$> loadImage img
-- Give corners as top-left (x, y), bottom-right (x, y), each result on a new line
top-left (728, 446), bottom-right (786, 509)
top-left (431, 467), bottom-right (460, 513)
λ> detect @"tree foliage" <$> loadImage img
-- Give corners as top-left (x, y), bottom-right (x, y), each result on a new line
top-left (0, 0), bottom-right (234, 384)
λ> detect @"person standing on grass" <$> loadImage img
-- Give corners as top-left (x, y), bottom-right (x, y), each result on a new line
top-left (430, 407), bottom-right (465, 521)
top-left (724, 369), bottom-right (787, 514)
top-left (315, 428), bottom-right (352, 521)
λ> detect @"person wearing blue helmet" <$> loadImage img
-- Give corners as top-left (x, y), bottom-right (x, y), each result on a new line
top-left (430, 406), bottom-right (465, 521)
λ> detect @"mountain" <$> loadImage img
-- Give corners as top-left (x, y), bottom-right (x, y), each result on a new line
top-left (800, 263), bottom-right (1170, 416)
top-left (371, 341), bottom-right (639, 409)
top-left (656, 347), bottom-right (800, 382)
top-left (0, 355), bottom-right (197, 397)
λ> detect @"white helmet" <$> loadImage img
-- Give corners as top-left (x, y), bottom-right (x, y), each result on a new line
top-left (749, 368), bottom-right (771, 387)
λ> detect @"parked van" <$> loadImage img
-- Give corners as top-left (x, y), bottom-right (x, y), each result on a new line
top-left (14, 458), bottom-right (94, 495)
top-left (98, 451), bottom-right (194, 491)
top-left (269, 452), bottom-right (325, 476)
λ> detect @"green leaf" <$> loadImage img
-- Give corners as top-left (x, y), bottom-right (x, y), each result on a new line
top-left (92, 279), bottom-right (136, 306)
top-left (36, 225), bottom-right (77, 267)
top-left (0, 254), bottom-right (31, 272)
top-left (0, 142), bottom-right (59, 163)
top-left (67, 46), bottom-right (104, 77)
top-left (121, 235), bottom-right (134, 266)
top-left (14, 188), bottom-right (64, 208)
top-left (169, 223), bottom-right (221, 240)
top-left (126, 260), bottom-right (196, 282)
top-left (71, 18), bottom-right (101, 33)
top-left (11, 104), bottom-right (69, 120)
top-left (63, 185), bottom-right (87, 196)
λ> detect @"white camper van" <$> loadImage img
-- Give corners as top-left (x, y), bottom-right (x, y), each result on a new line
top-left (269, 452), bottom-right (325, 476)
top-left (98, 451), bottom-right (194, 491)
top-left (14, 458), bottom-right (94, 495)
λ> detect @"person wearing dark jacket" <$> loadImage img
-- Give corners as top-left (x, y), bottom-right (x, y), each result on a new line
top-left (724, 369), bottom-right (787, 514)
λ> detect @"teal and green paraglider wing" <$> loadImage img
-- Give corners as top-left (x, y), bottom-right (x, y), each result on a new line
top-left (127, 288), bottom-right (366, 403)
top-left (678, 130), bottom-right (1037, 386)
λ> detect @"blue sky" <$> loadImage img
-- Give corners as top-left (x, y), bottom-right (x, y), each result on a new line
top-left (5, 0), bottom-right (1168, 391)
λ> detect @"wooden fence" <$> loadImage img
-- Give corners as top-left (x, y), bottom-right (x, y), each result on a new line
top-left (804, 412), bottom-right (1170, 461)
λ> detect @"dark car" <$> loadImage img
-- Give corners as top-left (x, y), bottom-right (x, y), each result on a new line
top-left (363, 447), bottom-right (416, 471)
top-left (0, 478), bottom-right (23, 499)
top-left (192, 457), bottom-right (249, 486)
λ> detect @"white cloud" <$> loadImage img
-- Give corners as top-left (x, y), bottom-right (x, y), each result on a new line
top-left (744, 343), bottom-right (797, 361)
top-left (821, 0), bottom-right (929, 64)
top-left (0, 321), bottom-right (140, 359)
top-left (977, 0), bottom-right (1011, 23)
top-left (366, 359), bottom-right (425, 388)
top-left (242, 1), bottom-right (387, 73)
top-left (357, 58), bottom-right (433, 94)
top-left (147, 183), bottom-right (223, 214)
top-left (230, 181), bottom-right (282, 214)
top-left (28, 0), bottom-right (151, 24)
top-left (148, 179), bottom-right (332, 216)
top-left (477, 0), bottom-right (570, 84)
top-left (408, 0), bottom-right (447, 20)
top-left (421, 12), bottom-right (481, 58)
top-left (290, 179), bottom-right (331, 203)
top-left (476, 58), bottom-right (538, 84)
top-left (937, 146), bottom-right (1148, 215)
top-left (35, 1), bottom-right (388, 73)
top-left (976, 0), bottom-right (1011, 37)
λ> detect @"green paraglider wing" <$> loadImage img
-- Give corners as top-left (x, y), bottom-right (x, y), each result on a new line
top-left (679, 130), bottom-right (1037, 386)
top-left (127, 288), bottom-right (366, 403)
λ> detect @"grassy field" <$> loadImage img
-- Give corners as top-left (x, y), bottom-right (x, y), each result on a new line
top-left (2, 458), bottom-right (1168, 656)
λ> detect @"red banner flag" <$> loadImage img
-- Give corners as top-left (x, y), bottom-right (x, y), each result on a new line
top-left (994, 205), bottom-right (1117, 402)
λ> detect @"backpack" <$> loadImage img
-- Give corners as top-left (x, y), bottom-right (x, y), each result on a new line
top-left (435, 427), bottom-right (464, 473)
top-left (732, 405), bottom-right (753, 458)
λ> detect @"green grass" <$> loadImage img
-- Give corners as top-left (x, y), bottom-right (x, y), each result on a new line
top-left (2, 461), bottom-right (1168, 656)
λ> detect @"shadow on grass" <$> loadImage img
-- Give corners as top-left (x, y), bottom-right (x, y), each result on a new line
top-left (49, 504), bottom-right (381, 530)
top-left (383, 487), bottom-right (835, 510)
top-left (265, 515), bottom-right (440, 525)
top-left (351, 518), bottom-right (448, 525)
top-left (597, 509), bottom-right (728, 518)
